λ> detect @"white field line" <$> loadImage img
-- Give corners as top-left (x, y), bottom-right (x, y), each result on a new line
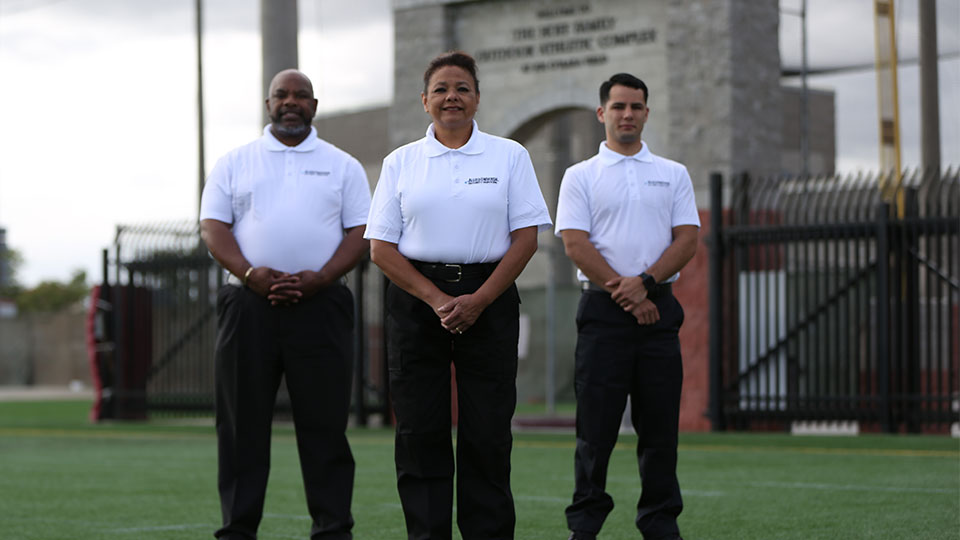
top-left (515, 490), bottom-right (726, 502)
top-left (262, 513), bottom-right (312, 520)
top-left (106, 523), bottom-right (211, 533)
top-left (747, 480), bottom-right (956, 494)
top-left (514, 494), bottom-right (570, 503)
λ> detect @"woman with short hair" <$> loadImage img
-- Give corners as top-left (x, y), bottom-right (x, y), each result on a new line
top-left (365, 51), bottom-right (552, 540)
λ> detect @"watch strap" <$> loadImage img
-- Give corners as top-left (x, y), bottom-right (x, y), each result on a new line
top-left (640, 272), bottom-right (656, 292)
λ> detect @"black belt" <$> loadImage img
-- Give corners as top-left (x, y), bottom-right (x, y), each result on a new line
top-left (581, 280), bottom-right (672, 299)
top-left (410, 260), bottom-right (499, 282)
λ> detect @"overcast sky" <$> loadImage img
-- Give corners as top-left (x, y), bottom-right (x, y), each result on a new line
top-left (0, 0), bottom-right (957, 287)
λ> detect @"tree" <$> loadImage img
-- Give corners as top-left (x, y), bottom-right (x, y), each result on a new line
top-left (0, 247), bottom-right (23, 299)
top-left (15, 270), bottom-right (90, 313)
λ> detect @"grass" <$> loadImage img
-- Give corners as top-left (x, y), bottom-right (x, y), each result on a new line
top-left (0, 400), bottom-right (957, 539)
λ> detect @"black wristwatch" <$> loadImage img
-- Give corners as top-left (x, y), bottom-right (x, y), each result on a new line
top-left (639, 272), bottom-right (657, 292)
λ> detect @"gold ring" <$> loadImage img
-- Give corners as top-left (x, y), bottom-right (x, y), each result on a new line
top-left (457, 328), bottom-right (463, 334)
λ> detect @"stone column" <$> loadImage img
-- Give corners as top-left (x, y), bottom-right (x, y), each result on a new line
top-left (667, 0), bottom-right (781, 207)
top-left (261, 0), bottom-right (299, 126)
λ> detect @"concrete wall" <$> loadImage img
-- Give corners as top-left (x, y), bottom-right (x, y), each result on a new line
top-left (0, 307), bottom-right (90, 387)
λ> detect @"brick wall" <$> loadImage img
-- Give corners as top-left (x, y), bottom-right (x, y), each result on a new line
top-left (674, 209), bottom-right (712, 431)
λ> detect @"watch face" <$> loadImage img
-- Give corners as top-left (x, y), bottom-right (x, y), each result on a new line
top-left (642, 273), bottom-right (656, 290)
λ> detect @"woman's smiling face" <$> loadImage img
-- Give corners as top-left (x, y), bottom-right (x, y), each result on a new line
top-left (422, 65), bottom-right (479, 131)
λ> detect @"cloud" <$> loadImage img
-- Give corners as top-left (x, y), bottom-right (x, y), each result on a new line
top-left (0, 0), bottom-right (954, 287)
top-left (0, 28), bottom-right (200, 284)
top-left (779, 0), bottom-right (960, 174)
top-left (0, 0), bottom-right (393, 286)
top-left (0, 0), bottom-right (253, 34)
top-left (779, 0), bottom-right (960, 69)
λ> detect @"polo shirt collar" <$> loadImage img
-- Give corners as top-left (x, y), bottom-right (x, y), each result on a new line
top-left (424, 120), bottom-right (485, 157)
top-left (597, 141), bottom-right (653, 167)
top-left (262, 125), bottom-right (321, 152)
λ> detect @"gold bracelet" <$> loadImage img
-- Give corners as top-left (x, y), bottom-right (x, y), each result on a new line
top-left (242, 266), bottom-right (255, 286)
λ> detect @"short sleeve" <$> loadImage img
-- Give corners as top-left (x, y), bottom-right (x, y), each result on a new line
top-left (364, 152), bottom-right (404, 243)
top-left (671, 166), bottom-right (701, 228)
top-left (199, 155), bottom-right (234, 224)
top-left (507, 146), bottom-right (552, 233)
top-left (340, 157), bottom-right (372, 229)
top-left (555, 166), bottom-right (592, 236)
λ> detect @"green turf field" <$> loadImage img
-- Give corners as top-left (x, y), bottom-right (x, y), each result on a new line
top-left (0, 400), bottom-right (957, 539)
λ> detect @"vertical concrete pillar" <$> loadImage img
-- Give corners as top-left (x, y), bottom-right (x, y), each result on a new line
top-left (667, 0), bottom-right (781, 207)
top-left (261, 0), bottom-right (299, 126)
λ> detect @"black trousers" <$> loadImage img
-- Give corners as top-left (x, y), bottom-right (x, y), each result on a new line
top-left (386, 278), bottom-right (520, 540)
top-left (565, 289), bottom-right (685, 540)
top-left (214, 284), bottom-right (356, 540)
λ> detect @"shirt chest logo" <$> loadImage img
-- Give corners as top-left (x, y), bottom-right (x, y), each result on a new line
top-left (465, 176), bottom-right (499, 185)
top-left (644, 179), bottom-right (669, 188)
top-left (303, 170), bottom-right (331, 176)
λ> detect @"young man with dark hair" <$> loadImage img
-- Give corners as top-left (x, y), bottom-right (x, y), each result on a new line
top-left (556, 73), bottom-right (700, 540)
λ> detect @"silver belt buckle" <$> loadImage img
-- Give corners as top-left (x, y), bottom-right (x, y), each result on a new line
top-left (444, 264), bottom-right (462, 282)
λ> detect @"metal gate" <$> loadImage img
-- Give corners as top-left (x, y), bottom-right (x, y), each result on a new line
top-left (708, 170), bottom-right (959, 433)
top-left (93, 221), bottom-right (390, 424)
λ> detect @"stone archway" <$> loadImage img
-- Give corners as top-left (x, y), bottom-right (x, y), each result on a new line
top-left (504, 106), bottom-right (603, 406)
top-left (506, 106), bottom-right (602, 288)
top-left (391, 0), bottom-right (783, 206)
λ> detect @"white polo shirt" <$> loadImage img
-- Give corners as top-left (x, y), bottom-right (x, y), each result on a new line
top-left (365, 121), bottom-right (552, 263)
top-left (555, 141), bottom-right (700, 283)
top-left (200, 125), bottom-right (371, 274)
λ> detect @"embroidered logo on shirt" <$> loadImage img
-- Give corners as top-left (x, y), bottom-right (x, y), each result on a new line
top-left (303, 170), bottom-right (331, 176)
top-left (466, 176), bottom-right (499, 185)
top-left (644, 180), bottom-right (670, 187)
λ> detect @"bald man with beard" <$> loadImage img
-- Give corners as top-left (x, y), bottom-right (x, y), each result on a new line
top-left (200, 69), bottom-right (371, 540)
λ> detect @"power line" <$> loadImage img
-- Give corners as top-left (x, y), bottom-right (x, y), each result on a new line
top-left (782, 51), bottom-right (960, 77)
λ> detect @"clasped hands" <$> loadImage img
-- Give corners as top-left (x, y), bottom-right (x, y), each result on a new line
top-left (433, 292), bottom-right (488, 335)
top-left (245, 267), bottom-right (328, 306)
top-left (605, 275), bottom-right (660, 326)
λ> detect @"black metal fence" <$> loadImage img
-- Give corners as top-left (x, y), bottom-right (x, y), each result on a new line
top-left (91, 221), bottom-right (390, 423)
top-left (95, 168), bottom-right (959, 433)
top-left (708, 169), bottom-right (959, 433)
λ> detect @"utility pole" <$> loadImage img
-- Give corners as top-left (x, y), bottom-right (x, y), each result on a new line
top-left (261, 0), bottom-right (299, 126)
top-left (196, 0), bottom-right (206, 219)
top-left (800, 0), bottom-right (809, 177)
top-left (918, 0), bottom-right (940, 177)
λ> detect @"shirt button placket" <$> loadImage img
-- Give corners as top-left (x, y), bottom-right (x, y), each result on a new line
top-left (452, 155), bottom-right (464, 196)
top-left (627, 162), bottom-right (639, 200)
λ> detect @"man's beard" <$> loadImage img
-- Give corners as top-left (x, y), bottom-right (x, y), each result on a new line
top-left (271, 110), bottom-right (311, 138)
top-left (272, 119), bottom-right (311, 138)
